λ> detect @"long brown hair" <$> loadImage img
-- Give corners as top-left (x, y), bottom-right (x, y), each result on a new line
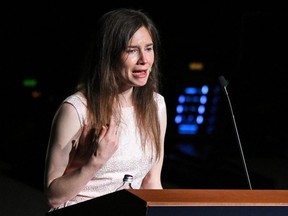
top-left (77, 8), bottom-right (162, 159)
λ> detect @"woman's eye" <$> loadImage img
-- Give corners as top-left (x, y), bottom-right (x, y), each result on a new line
top-left (127, 49), bottom-right (137, 54)
top-left (146, 47), bottom-right (153, 51)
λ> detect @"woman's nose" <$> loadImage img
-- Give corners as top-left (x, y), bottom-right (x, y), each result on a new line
top-left (138, 51), bottom-right (148, 64)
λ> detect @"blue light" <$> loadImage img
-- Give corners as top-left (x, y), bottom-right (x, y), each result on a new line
top-left (178, 95), bottom-right (185, 103)
top-left (200, 95), bottom-right (207, 104)
top-left (185, 87), bottom-right (198, 95)
top-left (174, 84), bottom-right (220, 137)
top-left (201, 85), bottom-right (209, 94)
top-left (176, 105), bottom-right (184, 113)
top-left (178, 124), bottom-right (198, 134)
top-left (198, 105), bottom-right (205, 114)
top-left (196, 115), bottom-right (204, 124)
top-left (174, 115), bottom-right (182, 124)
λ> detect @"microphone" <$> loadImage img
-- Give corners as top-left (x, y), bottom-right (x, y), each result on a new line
top-left (218, 75), bottom-right (252, 190)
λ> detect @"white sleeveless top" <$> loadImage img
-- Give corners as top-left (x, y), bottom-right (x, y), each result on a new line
top-left (55, 91), bottom-right (166, 209)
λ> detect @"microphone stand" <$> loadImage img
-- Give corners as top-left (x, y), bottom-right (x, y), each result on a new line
top-left (219, 76), bottom-right (252, 190)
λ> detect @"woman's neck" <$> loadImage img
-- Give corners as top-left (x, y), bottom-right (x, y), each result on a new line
top-left (119, 87), bottom-right (133, 107)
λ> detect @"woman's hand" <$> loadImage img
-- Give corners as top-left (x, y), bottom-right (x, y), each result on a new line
top-left (88, 116), bottom-right (120, 167)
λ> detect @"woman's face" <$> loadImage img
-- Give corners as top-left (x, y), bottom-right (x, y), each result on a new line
top-left (120, 26), bottom-right (154, 91)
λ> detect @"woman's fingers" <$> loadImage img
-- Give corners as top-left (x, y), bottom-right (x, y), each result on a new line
top-left (98, 125), bottom-right (109, 141)
top-left (98, 116), bottom-right (119, 143)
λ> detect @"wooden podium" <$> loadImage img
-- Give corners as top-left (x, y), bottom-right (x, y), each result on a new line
top-left (46, 189), bottom-right (288, 216)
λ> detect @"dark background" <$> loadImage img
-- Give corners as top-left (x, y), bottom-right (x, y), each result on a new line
top-left (1, 1), bottom-right (288, 215)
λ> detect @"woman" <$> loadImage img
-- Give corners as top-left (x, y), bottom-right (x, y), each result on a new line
top-left (44, 8), bottom-right (167, 210)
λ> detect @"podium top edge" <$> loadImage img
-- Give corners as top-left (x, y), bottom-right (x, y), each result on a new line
top-left (127, 189), bottom-right (288, 206)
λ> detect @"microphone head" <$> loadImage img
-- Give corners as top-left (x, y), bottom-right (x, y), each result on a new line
top-left (218, 75), bottom-right (229, 88)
